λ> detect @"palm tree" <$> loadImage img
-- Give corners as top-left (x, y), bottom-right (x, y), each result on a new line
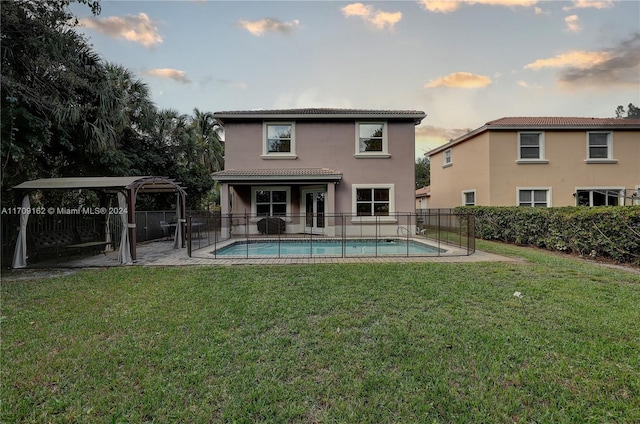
top-left (192, 108), bottom-right (224, 173)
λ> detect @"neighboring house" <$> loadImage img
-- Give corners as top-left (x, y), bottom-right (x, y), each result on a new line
top-left (212, 108), bottom-right (426, 236)
top-left (426, 117), bottom-right (640, 208)
top-left (415, 186), bottom-right (430, 209)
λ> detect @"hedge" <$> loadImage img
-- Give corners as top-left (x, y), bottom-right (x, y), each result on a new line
top-left (455, 206), bottom-right (640, 264)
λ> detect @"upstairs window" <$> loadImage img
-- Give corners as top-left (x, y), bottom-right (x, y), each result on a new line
top-left (443, 149), bottom-right (452, 167)
top-left (587, 132), bottom-right (613, 161)
top-left (263, 123), bottom-right (296, 158)
top-left (518, 132), bottom-right (546, 162)
top-left (355, 122), bottom-right (389, 158)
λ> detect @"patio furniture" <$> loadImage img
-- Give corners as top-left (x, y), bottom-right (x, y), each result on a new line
top-left (160, 221), bottom-right (174, 240)
top-left (257, 217), bottom-right (286, 235)
top-left (29, 228), bottom-right (109, 263)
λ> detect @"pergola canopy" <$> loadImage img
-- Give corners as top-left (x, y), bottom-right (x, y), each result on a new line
top-left (12, 176), bottom-right (186, 195)
top-left (11, 176), bottom-right (187, 268)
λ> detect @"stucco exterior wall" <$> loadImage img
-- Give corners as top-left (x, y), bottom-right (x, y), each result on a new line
top-left (428, 129), bottom-right (639, 208)
top-left (223, 120), bottom-right (417, 214)
top-left (428, 132), bottom-right (491, 208)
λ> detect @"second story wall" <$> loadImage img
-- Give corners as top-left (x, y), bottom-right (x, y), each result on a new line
top-left (428, 132), bottom-right (491, 208)
top-left (223, 119), bottom-right (419, 213)
top-left (488, 129), bottom-right (640, 206)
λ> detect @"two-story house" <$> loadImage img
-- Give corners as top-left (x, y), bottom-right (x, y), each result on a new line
top-left (426, 117), bottom-right (640, 208)
top-left (212, 108), bottom-right (426, 236)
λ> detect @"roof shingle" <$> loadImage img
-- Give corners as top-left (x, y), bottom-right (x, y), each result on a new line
top-left (213, 108), bottom-right (426, 124)
top-left (427, 116), bottom-right (640, 155)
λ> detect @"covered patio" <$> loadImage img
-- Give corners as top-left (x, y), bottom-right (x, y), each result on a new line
top-left (10, 176), bottom-right (187, 268)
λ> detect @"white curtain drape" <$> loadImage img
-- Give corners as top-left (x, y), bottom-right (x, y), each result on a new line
top-left (118, 192), bottom-right (132, 264)
top-left (173, 193), bottom-right (183, 249)
top-left (11, 194), bottom-right (30, 268)
top-left (104, 197), bottom-right (113, 252)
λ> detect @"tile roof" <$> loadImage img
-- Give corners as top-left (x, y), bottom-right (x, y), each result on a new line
top-left (415, 186), bottom-right (431, 197)
top-left (486, 117), bottom-right (640, 127)
top-left (426, 116), bottom-right (640, 155)
top-left (212, 168), bottom-right (343, 181)
top-left (213, 108), bottom-right (426, 124)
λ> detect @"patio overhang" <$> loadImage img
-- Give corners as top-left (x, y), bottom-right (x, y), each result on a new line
top-left (212, 168), bottom-right (343, 185)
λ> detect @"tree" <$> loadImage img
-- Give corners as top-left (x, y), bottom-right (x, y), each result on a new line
top-left (192, 108), bottom-right (224, 174)
top-left (1, 0), bottom-right (104, 204)
top-left (0, 0), bottom-right (221, 210)
top-left (415, 156), bottom-right (430, 189)
top-left (615, 103), bottom-right (640, 119)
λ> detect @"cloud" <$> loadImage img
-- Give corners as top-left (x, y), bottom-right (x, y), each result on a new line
top-left (563, 0), bottom-right (614, 11)
top-left (557, 33), bottom-right (640, 88)
top-left (524, 50), bottom-right (611, 69)
top-left (419, 0), bottom-right (538, 13)
top-left (79, 13), bottom-right (163, 47)
top-left (237, 18), bottom-right (300, 36)
top-left (525, 33), bottom-right (640, 88)
top-left (341, 3), bottom-right (402, 30)
top-left (218, 79), bottom-right (249, 90)
top-left (425, 72), bottom-right (493, 88)
top-left (534, 6), bottom-right (550, 15)
top-left (564, 15), bottom-right (581, 33)
top-left (144, 68), bottom-right (191, 84)
top-left (416, 125), bottom-right (472, 140)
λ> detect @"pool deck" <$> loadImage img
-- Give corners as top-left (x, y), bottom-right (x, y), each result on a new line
top-left (27, 237), bottom-right (521, 268)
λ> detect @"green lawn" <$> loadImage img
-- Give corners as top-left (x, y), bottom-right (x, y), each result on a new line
top-left (2, 242), bottom-right (639, 423)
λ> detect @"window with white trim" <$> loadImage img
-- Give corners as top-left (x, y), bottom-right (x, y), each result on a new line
top-left (518, 132), bottom-right (545, 161)
top-left (263, 123), bottom-right (296, 158)
top-left (518, 189), bottom-right (550, 207)
top-left (355, 122), bottom-right (388, 157)
top-left (462, 190), bottom-right (476, 206)
top-left (576, 189), bottom-right (622, 206)
top-left (252, 187), bottom-right (290, 216)
top-left (587, 132), bottom-right (613, 160)
top-left (443, 149), bottom-right (452, 167)
top-left (352, 184), bottom-right (394, 216)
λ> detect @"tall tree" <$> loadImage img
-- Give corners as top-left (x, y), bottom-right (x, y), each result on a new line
top-left (615, 103), bottom-right (640, 119)
top-left (192, 108), bottom-right (224, 174)
top-left (1, 0), bottom-right (104, 201)
top-left (415, 156), bottom-right (430, 189)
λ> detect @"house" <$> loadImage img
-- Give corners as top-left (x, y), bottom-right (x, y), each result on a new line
top-left (415, 186), bottom-right (430, 209)
top-left (426, 117), bottom-right (640, 208)
top-left (212, 108), bottom-right (426, 236)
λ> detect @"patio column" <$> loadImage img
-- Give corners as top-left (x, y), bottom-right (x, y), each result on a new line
top-left (220, 183), bottom-right (230, 238)
top-left (326, 182), bottom-right (336, 237)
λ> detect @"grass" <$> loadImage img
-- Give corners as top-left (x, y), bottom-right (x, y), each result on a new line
top-left (2, 241), bottom-right (639, 423)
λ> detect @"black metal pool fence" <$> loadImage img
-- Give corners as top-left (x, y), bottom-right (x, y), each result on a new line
top-left (186, 210), bottom-right (475, 258)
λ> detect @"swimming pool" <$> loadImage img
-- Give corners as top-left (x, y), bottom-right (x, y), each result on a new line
top-left (212, 238), bottom-right (445, 258)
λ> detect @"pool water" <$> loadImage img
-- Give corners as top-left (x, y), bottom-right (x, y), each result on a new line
top-left (213, 239), bottom-right (444, 257)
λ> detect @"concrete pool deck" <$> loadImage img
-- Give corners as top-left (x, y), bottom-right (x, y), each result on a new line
top-left (24, 237), bottom-right (521, 268)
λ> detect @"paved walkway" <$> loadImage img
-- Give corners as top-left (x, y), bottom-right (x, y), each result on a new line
top-left (29, 238), bottom-right (520, 268)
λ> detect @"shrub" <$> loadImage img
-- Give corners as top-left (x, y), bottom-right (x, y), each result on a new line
top-left (456, 206), bottom-right (640, 264)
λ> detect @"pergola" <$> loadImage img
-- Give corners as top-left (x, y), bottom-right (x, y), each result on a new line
top-left (11, 176), bottom-right (187, 268)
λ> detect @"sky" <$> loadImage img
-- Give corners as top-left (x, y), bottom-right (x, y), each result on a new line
top-left (72, 0), bottom-right (640, 157)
